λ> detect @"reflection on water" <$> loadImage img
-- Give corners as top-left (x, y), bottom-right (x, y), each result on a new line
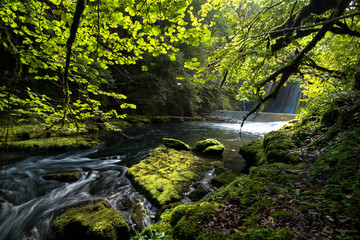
top-left (0, 120), bottom-right (288, 240)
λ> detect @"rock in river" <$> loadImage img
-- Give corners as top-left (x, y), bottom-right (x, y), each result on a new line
top-left (53, 201), bottom-right (130, 240)
top-left (43, 171), bottom-right (81, 182)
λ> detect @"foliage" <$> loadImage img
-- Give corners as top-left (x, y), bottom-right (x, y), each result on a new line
top-left (0, 0), bottom-right (215, 132)
top-left (191, 0), bottom-right (360, 120)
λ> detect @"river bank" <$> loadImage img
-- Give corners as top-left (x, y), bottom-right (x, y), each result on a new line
top-left (0, 115), bottom-right (206, 154)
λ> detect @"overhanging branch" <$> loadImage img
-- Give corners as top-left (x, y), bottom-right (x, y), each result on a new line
top-left (251, 12), bottom-right (360, 39)
top-left (241, 0), bottom-right (352, 126)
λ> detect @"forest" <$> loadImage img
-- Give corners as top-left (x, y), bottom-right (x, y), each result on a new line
top-left (0, 0), bottom-right (360, 239)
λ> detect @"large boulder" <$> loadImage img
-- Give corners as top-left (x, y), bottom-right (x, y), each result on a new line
top-left (53, 201), bottom-right (130, 240)
top-left (239, 130), bottom-right (300, 167)
top-left (193, 139), bottom-right (225, 156)
top-left (43, 171), bottom-right (81, 182)
top-left (162, 138), bottom-right (191, 151)
top-left (126, 147), bottom-right (210, 206)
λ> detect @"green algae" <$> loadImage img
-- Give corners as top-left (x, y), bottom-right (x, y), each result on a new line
top-left (53, 201), bottom-right (130, 240)
top-left (126, 147), bottom-right (210, 206)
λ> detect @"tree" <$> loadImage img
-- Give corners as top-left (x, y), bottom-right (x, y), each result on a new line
top-left (0, 0), bottom-right (214, 131)
top-left (196, 0), bottom-right (360, 123)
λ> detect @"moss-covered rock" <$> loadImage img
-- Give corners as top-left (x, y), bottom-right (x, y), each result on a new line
top-left (193, 139), bottom-right (222, 152)
top-left (240, 130), bottom-right (299, 166)
top-left (170, 202), bottom-right (219, 239)
top-left (239, 139), bottom-right (265, 167)
top-left (4, 136), bottom-right (99, 151)
top-left (202, 144), bottom-right (225, 156)
top-left (43, 171), bottom-right (81, 182)
top-left (162, 138), bottom-right (190, 151)
top-left (126, 147), bottom-right (210, 206)
top-left (53, 201), bottom-right (130, 240)
top-left (131, 199), bottom-right (144, 232)
top-left (193, 138), bottom-right (225, 156)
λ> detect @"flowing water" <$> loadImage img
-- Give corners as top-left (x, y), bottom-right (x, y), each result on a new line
top-left (0, 120), bottom-right (289, 240)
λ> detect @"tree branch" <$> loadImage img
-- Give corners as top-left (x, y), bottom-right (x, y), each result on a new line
top-left (251, 12), bottom-right (360, 39)
top-left (303, 56), bottom-right (345, 78)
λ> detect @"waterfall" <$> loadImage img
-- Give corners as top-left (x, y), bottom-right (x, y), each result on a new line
top-left (265, 82), bottom-right (301, 114)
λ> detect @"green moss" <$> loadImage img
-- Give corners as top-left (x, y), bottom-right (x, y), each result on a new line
top-left (193, 139), bottom-right (225, 157)
top-left (230, 227), bottom-right (272, 240)
top-left (188, 186), bottom-right (208, 202)
top-left (53, 201), bottom-right (130, 240)
top-left (250, 199), bottom-right (273, 210)
top-left (239, 139), bottom-right (265, 166)
top-left (202, 144), bottom-right (225, 156)
top-left (193, 139), bottom-right (222, 153)
top-left (240, 129), bottom-right (300, 166)
top-left (243, 215), bottom-right (259, 227)
top-left (4, 136), bottom-right (99, 151)
top-left (210, 171), bottom-right (237, 187)
top-left (131, 199), bottom-right (144, 231)
top-left (126, 147), bottom-right (210, 206)
top-left (270, 211), bottom-right (294, 221)
top-left (272, 227), bottom-right (294, 240)
top-left (170, 202), bottom-right (219, 239)
top-left (162, 138), bottom-right (191, 151)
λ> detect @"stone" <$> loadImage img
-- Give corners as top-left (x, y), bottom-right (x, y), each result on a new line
top-left (53, 201), bottom-right (130, 240)
top-left (126, 147), bottom-right (209, 206)
top-left (131, 199), bottom-right (144, 231)
top-left (202, 144), bottom-right (225, 156)
top-left (193, 139), bottom-right (222, 153)
top-left (43, 171), bottom-right (81, 182)
top-left (193, 139), bottom-right (225, 156)
top-left (162, 138), bottom-right (191, 151)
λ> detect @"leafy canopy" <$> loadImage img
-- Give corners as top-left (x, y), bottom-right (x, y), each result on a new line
top-left (193, 0), bottom-right (360, 121)
top-left (0, 0), bottom-right (214, 130)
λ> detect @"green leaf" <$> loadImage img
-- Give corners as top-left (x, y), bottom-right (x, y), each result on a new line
top-left (169, 54), bottom-right (176, 62)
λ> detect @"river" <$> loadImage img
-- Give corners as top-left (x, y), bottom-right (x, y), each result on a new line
top-left (0, 120), bottom-right (288, 240)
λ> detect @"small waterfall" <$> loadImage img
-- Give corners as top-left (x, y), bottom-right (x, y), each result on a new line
top-left (265, 82), bottom-right (302, 114)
